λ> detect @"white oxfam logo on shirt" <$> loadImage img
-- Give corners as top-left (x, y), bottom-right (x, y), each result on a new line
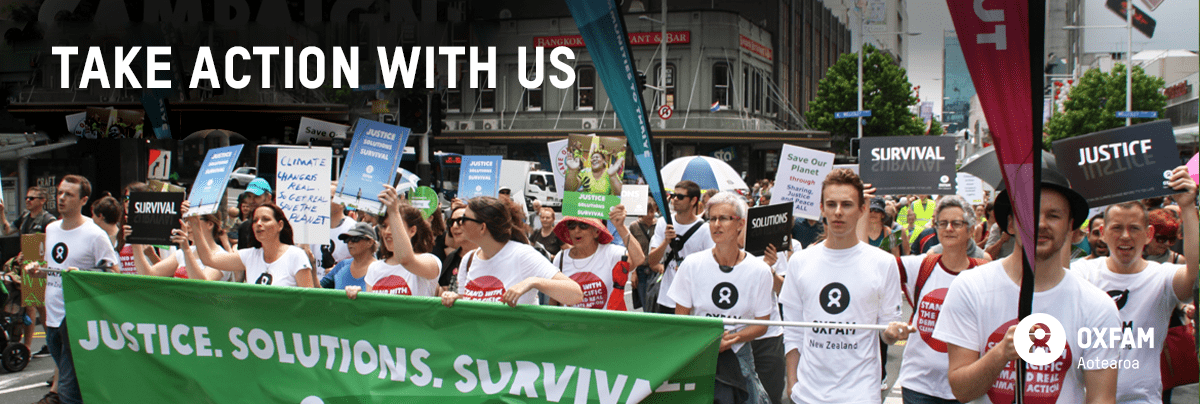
top-left (1014, 313), bottom-right (1067, 366)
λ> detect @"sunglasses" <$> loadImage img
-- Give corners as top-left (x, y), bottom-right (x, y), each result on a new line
top-left (669, 193), bottom-right (695, 201)
top-left (1154, 235), bottom-right (1177, 244)
top-left (448, 216), bottom-right (485, 226)
top-left (565, 222), bottom-right (593, 231)
top-left (345, 235), bottom-right (371, 243)
top-left (25, 196), bottom-right (41, 201)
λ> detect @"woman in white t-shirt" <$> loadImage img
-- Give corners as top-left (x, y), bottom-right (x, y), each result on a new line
top-left (547, 209), bottom-right (644, 309)
top-left (667, 191), bottom-right (775, 404)
top-left (346, 185), bottom-right (441, 298)
top-left (440, 196), bottom-right (582, 307)
top-left (193, 203), bottom-right (314, 287)
top-left (894, 195), bottom-right (988, 404)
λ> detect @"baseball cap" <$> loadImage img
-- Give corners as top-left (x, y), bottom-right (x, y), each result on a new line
top-left (247, 178), bottom-right (273, 196)
top-left (498, 187), bottom-right (512, 195)
top-left (870, 197), bottom-right (886, 213)
top-left (338, 222), bottom-right (378, 243)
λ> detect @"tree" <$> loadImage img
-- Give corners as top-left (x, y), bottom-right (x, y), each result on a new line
top-left (1043, 64), bottom-right (1166, 150)
top-left (806, 44), bottom-right (924, 144)
top-left (926, 117), bottom-right (944, 136)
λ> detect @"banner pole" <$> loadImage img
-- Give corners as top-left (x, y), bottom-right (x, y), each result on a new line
top-left (720, 318), bottom-right (889, 331)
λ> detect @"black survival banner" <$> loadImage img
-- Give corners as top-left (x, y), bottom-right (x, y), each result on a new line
top-left (859, 136), bottom-right (957, 195)
top-left (1051, 119), bottom-right (1179, 207)
top-left (745, 202), bottom-right (792, 257)
top-left (126, 192), bottom-right (184, 245)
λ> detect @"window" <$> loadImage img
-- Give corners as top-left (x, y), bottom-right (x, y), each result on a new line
top-left (577, 66), bottom-right (595, 110)
top-left (447, 62), bottom-right (463, 113)
top-left (654, 63), bottom-right (676, 108)
top-left (712, 62), bottom-right (730, 109)
top-left (743, 67), bottom-right (751, 110)
top-left (477, 72), bottom-right (494, 112)
top-left (525, 67), bottom-right (542, 111)
top-left (752, 69), bottom-right (762, 113)
top-left (1166, 99), bottom-right (1199, 127)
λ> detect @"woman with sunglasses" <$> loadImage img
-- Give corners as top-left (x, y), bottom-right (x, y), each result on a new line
top-left (319, 222), bottom-right (377, 290)
top-left (346, 186), bottom-right (441, 298)
top-left (892, 195), bottom-right (988, 404)
top-left (193, 203), bottom-right (314, 287)
top-left (440, 196), bottom-right (582, 308)
top-left (438, 204), bottom-right (478, 295)
top-left (667, 191), bottom-right (775, 403)
top-left (547, 206), bottom-right (644, 309)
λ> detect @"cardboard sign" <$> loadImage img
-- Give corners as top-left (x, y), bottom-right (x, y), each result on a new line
top-left (548, 139), bottom-right (570, 203)
top-left (859, 136), bottom-right (957, 195)
top-left (563, 191), bottom-right (622, 220)
top-left (21, 233), bottom-right (46, 307)
top-left (769, 144), bottom-right (834, 220)
top-left (745, 202), bottom-right (793, 256)
top-left (186, 144), bottom-right (243, 217)
top-left (1051, 120), bottom-right (1179, 207)
top-left (458, 156), bottom-right (503, 199)
top-left (126, 192), bottom-right (184, 245)
top-left (335, 119), bottom-right (409, 214)
top-left (296, 117), bottom-right (350, 144)
top-left (956, 172), bottom-right (986, 205)
top-left (565, 134), bottom-right (627, 197)
top-left (622, 184), bottom-right (649, 216)
top-left (277, 147), bottom-right (333, 244)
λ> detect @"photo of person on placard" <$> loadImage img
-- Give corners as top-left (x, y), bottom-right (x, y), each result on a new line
top-left (564, 134), bottom-right (626, 196)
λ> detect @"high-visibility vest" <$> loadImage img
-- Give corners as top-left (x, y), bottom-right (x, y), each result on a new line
top-left (901, 199), bottom-right (937, 244)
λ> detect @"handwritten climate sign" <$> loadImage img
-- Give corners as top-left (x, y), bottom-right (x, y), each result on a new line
top-left (277, 147), bottom-right (333, 244)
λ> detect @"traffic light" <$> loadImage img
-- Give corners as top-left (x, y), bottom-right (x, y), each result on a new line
top-left (399, 94), bottom-right (427, 133)
top-left (430, 96), bottom-right (446, 137)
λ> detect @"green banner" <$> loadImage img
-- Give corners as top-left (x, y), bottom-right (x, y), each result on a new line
top-left (64, 271), bottom-right (720, 403)
top-left (563, 191), bottom-right (622, 220)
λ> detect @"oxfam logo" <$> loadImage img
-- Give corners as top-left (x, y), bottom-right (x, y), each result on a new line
top-left (1014, 313), bottom-right (1066, 366)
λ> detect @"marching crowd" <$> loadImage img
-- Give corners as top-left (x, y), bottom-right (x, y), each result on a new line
top-left (0, 158), bottom-right (1196, 404)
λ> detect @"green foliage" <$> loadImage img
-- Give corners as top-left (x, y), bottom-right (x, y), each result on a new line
top-left (926, 116), bottom-right (944, 137)
top-left (1043, 64), bottom-right (1166, 150)
top-left (806, 44), bottom-right (924, 144)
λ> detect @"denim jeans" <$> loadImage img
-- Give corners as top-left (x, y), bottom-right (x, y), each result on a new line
top-left (901, 387), bottom-right (961, 404)
top-left (48, 323), bottom-right (83, 404)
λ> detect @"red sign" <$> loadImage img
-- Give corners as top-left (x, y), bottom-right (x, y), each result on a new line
top-left (533, 31), bottom-right (691, 48)
top-left (739, 35), bottom-right (773, 61)
top-left (1164, 81), bottom-right (1191, 100)
top-left (657, 105), bottom-right (673, 120)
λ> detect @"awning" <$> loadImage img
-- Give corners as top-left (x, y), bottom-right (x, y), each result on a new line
top-left (1176, 125), bottom-right (1198, 145)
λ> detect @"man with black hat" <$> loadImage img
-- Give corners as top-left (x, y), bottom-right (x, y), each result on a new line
top-left (933, 163), bottom-right (1121, 404)
top-left (1069, 165), bottom-right (1196, 403)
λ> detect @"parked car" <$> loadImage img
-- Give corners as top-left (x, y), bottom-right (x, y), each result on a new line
top-left (229, 167), bottom-right (257, 187)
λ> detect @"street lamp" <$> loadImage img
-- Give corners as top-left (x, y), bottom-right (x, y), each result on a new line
top-left (1064, 1), bottom-right (1134, 126)
top-left (854, 6), bottom-right (920, 138)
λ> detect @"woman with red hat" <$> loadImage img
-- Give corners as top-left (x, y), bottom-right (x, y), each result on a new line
top-left (440, 196), bottom-right (583, 307)
top-left (346, 185), bottom-right (441, 298)
top-left (547, 206), bottom-right (644, 309)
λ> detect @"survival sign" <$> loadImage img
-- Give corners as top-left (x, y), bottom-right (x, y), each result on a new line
top-left (859, 136), bottom-right (957, 195)
top-left (186, 144), bottom-right (243, 217)
top-left (335, 119), bottom-right (408, 215)
top-left (125, 192), bottom-right (184, 245)
top-left (1051, 119), bottom-right (1179, 207)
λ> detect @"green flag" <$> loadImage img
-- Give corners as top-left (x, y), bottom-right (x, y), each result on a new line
top-left (64, 271), bottom-right (721, 403)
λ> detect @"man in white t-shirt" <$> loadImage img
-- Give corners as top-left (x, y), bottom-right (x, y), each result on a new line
top-left (39, 175), bottom-right (119, 404)
top-left (933, 167), bottom-right (1120, 404)
top-left (312, 181), bottom-right (356, 279)
top-left (647, 180), bottom-right (715, 314)
top-left (1069, 165), bottom-right (1196, 403)
top-left (778, 168), bottom-right (908, 404)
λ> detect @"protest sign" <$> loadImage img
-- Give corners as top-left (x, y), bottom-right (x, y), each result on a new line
top-left (458, 156), bottom-right (502, 199)
top-left (335, 119), bottom-right (408, 214)
top-left (1186, 153), bottom-right (1197, 184)
top-left (277, 147), bottom-right (333, 244)
top-left (770, 144), bottom-right (834, 220)
top-left (65, 271), bottom-right (720, 403)
top-left (1051, 120), bottom-right (1179, 207)
top-left (956, 172), bottom-right (986, 205)
top-left (548, 139), bottom-right (570, 202)
top-left (745, 202), bottom-right (793, 256)
top-left (80, 107), bottom-right (145, 138)
top-left (296, 117), bottom-right (350, 144)
top-left (563, 191), bottom-right (622, 220)
top-left (21, 234), bottom-right (46, 307)
top-left (65, 112), bottom-right (86, 137)
top-left (186, 144), bottom-right (243, 217)
top-left (564, 134), bottom-right (627, 197)
top-left (125, 192), bottom-right (184, 245)
top-left (622, 184), bottom-right (649, 216)
top-left (408, 186), bottom-right (439, 219)
top-left (147, 179), bottom-right (186, 194)
top-left (859, 136), bottom-right (957, 195)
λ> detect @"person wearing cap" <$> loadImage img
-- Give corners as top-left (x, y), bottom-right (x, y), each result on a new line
top-left (547, 205), bottom-right (643, 309)
top-left (311, 181), bottom-right (357, 281)
top-left (891, 195), bottom-right (989, 404)
top-left (1068, 165), bottom-right (1196, 404)
top-left (864, 197), bottom-right (902, 257)
top-left (669, 191), bottom-right (775, 403)
top-left (237, 178), bottom-right (274, 250)
top-left (933, 163), bottom-right (1121, 404)
top-left (440, 196), bottom-right (582, 308)
top-left (192, 202), bottom-right (314, 288)
top-left (319, 222), bottom-right (377, 290)
top-left (346, 185), bottom-right (441, 298)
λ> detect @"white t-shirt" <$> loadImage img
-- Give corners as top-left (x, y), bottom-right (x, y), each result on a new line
top-left (1071, 258), bottom-right (1182, 403)
top-left (456, 241), bottom-right (560, 305)
top-left (895, 254), bottom-right (979, 400)
top-left (239, 246), bottom-right (312, 287)
top-left (668, 249), bottom-right (776, 352)
top-left (650, 216), bottom-right (714, 308)
top-left (778, 242), bottom-right (903, 404)
top-left (45, 220), bottom-right (119, 328)
top-left (311, 217), bottom-right (357, 278)
top-left (933, 261), bottom-right (1121, 404)
top-left (364, 253), bottom-right (442, 297)
top-left (552, 243), bottom-right (626, 309)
